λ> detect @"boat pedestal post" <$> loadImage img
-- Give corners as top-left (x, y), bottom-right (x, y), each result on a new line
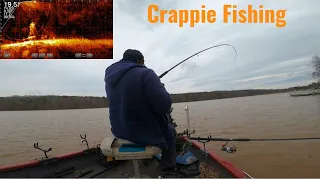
top-left (132, 160), bottom-right (142, 178)
top-left (185, 105), bottom-right (190, 136)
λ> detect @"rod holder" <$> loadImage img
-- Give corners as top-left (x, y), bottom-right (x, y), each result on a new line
top-left (33, 142), bottom-right (52, 159)
top-left (80, 134), bottom-right (89, 149)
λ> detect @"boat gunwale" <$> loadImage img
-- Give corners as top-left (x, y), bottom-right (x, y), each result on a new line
top-left (0, 149), bottom-right (93, 172)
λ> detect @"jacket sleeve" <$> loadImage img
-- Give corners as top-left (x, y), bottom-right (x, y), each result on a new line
top-left (142, 69), bottom-right (172, 116)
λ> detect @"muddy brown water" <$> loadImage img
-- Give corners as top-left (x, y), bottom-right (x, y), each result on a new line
top-left (0, 93), bottom-right (320, 178)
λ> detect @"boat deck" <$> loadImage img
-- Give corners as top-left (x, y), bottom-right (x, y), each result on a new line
top-left (0, 138), bottom-right (249, 178)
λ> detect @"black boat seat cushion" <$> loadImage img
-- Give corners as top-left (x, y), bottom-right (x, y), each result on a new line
top-left (100, 137), bottom-right (162, 160)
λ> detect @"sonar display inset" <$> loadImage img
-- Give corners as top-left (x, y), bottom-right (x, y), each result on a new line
top-left (0, 0), bottom-right (113, 59)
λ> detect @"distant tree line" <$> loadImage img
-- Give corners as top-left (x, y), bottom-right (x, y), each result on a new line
top-left (0, 89), bottom-right (291, 111)
top-left (287, 82), bottom-right (320, 91)
top-left (170, 89), bottom-right (287, 103)
top-left (0, 95), bottom-right (108, 111)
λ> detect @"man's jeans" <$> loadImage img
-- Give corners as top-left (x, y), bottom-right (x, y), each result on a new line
top-left (159, 137), bottom-right (176, 169)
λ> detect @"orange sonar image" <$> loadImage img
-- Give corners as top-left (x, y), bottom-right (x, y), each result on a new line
top-left (0, 0), bottom-right (113, 59)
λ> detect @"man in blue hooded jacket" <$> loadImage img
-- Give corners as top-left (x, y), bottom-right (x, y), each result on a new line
top-left (104, 49), bottom-right (176, 171)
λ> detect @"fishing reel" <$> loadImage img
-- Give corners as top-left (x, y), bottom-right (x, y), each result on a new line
top-left (221, 141), bottom-right (237, 153)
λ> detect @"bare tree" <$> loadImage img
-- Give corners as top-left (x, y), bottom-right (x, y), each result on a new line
top-left (312, 54), bottom-right (320, 82)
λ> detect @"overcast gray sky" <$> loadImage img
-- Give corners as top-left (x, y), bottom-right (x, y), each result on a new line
top-left (0, 0), bottom-right (319, 97)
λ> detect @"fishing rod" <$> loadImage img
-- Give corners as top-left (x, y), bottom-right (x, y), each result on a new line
top-left (189, 136), bottom-right (320, 142)
top-left (187, 136), bottom-right (320, 153)
top-left (159, 44), bottom-right (237, 79)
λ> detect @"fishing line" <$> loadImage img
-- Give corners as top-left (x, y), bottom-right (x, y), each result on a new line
top-left (189, 137), bottom-right (320, 142)
top-left (159, 44), bottom-right (237, 79)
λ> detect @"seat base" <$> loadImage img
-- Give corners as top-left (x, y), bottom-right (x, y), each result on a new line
top-left (100, 137), bottom-right (162, 160)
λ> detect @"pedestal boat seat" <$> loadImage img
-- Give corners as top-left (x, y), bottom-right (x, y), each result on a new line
top-left (100, 137), bottom-right (162, 178)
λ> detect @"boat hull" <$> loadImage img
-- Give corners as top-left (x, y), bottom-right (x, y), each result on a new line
top-left (0, 137), bottom-right (250, 178)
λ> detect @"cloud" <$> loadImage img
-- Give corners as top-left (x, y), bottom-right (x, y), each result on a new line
top-left (0, 0), bottom-right (319, 96)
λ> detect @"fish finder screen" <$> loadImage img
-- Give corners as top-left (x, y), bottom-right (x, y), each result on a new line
top-left (0, 0), bottom-right (113, 59)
